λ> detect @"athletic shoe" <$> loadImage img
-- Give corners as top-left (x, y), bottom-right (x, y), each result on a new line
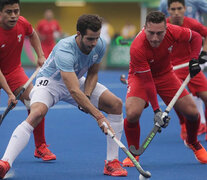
top-left (197, 123), bottom-right (206, 135)
top-left (180, 123), bottom-right (187, 140)
top-left (184, 141), bottom-right (207, 164)
top-left (104, 159), bottom-right (127, 176)
top-left (122, 156), bottom-right (139, 167)
top-left (0, 160), bottom-right (10, 179)
top-left (34, 143), bottom-right (56, 161)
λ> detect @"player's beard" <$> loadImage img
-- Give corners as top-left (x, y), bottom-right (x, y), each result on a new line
top-left (80, 39), bottom-right (93, 54)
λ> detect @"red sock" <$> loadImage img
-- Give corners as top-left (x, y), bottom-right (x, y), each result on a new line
top-left (205, 107), bottom-right (207, 127)
top-left (186, 114), bottom-right (200, 144)
top-left (28, 110), bottom-right (46, 147)
top-left (124, 118), bottom-right (140, 154)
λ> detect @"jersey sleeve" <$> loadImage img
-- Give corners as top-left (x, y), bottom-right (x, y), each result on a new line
top-left (130, 47), bottom-right (159, 111)
top-left (20, 16), bottom-right (33, 36)
top-left (130, 47), bottom-right (150, 73)
top-left (95, 38), bottom-right (106, 64)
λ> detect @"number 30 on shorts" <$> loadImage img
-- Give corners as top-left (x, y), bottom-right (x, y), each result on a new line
top-left (37, 79), bottom-right (49, 87)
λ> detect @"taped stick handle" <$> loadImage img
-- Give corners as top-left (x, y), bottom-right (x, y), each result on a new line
top-left (173, 62), bottom-right (189, 70)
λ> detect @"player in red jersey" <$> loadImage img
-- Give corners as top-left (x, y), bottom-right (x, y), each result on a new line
top-left (36, 9), bottom-right (62, 58)
top-left (167, 0), bottom-right (207, 141)
top-left (122, 11), bottom-right (207, 167)
top-left (0, 0), bottom-right (56, 161)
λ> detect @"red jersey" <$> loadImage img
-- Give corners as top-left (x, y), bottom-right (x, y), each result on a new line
top-left (166, 17), bottom-right (207, 66)
top-left (129, 23), bottom-right (201, 77)
top-left (0, 16), bottom-right (33, 75)
top-left (36, 19), bottom-right (61, 46)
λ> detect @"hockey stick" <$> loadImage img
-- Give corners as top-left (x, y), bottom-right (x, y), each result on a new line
top-left (120, 62), bottom-right (189, 85)
top-left (0, 67), bottom-right (40, 125)
top-left (129, 74), bottom-right (191, 156)
top-left (102, 122), bottom-right (151, 178)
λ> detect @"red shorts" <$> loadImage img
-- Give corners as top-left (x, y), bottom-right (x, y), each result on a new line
top-left (4, 67), bottom-right (29, 92)
top-left (175, 67), bottom-right (207, 96)
top-left (127, 71), bottom-right (189, 107)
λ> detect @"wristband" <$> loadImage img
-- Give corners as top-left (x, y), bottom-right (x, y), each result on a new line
top-left (154, 108), bottom-right (161, 114)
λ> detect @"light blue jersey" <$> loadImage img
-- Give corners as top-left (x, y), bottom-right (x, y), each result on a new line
top-left (37, 35), bottom-right (106, 81)
top-left (159, 0), bottom-right (207, 23)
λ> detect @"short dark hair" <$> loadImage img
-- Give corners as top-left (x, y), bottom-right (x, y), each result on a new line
top-left (77, 14), bottom-right (102, 36)
top-left (0, 0), bottom-right (20, 11)
top-left (168, 0), bottom-right (185, 8)
top-left (145, 11), bottom-right (166, 26)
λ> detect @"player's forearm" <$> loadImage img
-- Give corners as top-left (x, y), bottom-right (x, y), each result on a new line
top-left (84, 73), bottom-right (98, 96)
top-left (0, 71), bottom-right (13, 96)
top-left (29, 30), bottom-right (45, 58)
top-left (135, 71), bottom-right (159, 111)
top-left (190, 30), bottom-right (202, 59)
top-left (202, 37), bottom-right (207, 52)
top-left (71, 89), bottom-right (104, 120)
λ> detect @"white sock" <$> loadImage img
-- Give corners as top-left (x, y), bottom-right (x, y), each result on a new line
top-left (2, 121), bottom-right (34, 166)
top-left (106, 114), bottom-right (123, 161)
top-left (191, 95), bottom-right (205, 124)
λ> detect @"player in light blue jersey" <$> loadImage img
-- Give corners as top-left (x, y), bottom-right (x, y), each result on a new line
top-left (159, 0), bottom-right (207, 23)
top-left (0, 14), bottom-right (128, 179)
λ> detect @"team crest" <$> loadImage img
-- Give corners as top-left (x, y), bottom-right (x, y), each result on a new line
top-left (17, 34), bottom-right (22, 42)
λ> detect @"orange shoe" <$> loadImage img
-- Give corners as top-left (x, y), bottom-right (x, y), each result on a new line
top-left (180, 123), bottom-right (187, 140)
top-left (0, 160), bottom-right (10, 179)
top-left (34, 143), bottom-right (56, 161)
top-left (122, 156), bottom-right (139, 167)
top-left (104, 159), bottom-right (127, 176)
top-left (184, 141), bottom-right (207, 164)
top-left (197, 123), bottom-right (206, 135)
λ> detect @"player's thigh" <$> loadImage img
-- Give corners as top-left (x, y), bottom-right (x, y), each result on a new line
top-left (30, 77), bottom-right (61, 109)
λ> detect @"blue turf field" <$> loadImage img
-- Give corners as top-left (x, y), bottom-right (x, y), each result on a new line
top-left (0, 68), bottom-right (207, 180)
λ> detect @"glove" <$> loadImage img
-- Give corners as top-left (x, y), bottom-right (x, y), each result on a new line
top-left (198, 51), bottom-right (207, 64)
top-left (189, 58), bottom-right (201, 78)
top-left (154, 109), bottom-right (170, 128)
top-left (78, 95), bottom-right (90, 113)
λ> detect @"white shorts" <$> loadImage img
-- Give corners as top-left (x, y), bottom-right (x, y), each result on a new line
top-left (30, 76), bottom-right (107, 109)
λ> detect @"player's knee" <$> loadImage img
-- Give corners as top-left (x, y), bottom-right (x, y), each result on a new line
top-left (113, 97), bottom-right (123, 113)
top-left (126, 110), bottom-right (141, 123)
top-left (184, 106), bottom-right (199, 122)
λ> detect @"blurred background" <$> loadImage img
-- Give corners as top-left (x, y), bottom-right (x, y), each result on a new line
top-left (20, 0), bottom-right (161, 69)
